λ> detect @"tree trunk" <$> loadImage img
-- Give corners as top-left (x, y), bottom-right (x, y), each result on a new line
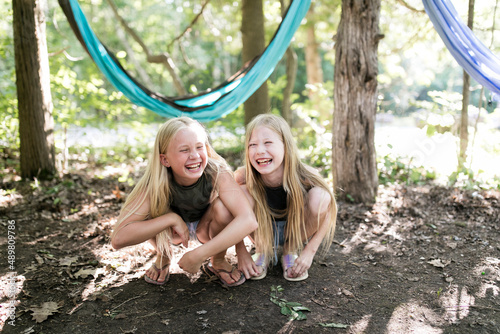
top-left (332, 0), bottom-right (381, 204)
top-left (459, 0), bottom-right (475, 169)
top-left (305, 24), bottom-right (323, 86)
top-left (305, 4), bottom-right (323, 87)
top-left (282, 47), bottom-right (297, 127)
top-left (242, 0), bottom-right (269, 125)
top-left (280, 0), bottom-right (297, 126)
top-left (13, 0), bottom-right (55, 180)
top-left (305, 4), bottom-right (327, 122)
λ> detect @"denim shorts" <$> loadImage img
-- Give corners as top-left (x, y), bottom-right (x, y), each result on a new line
top-left (187, 221), bottom-right (200, 242)
top-left (273, 220), bottom-right (287, 247)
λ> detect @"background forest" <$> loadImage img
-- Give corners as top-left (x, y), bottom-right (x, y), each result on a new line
top-left (1, 0), bottom-right (500, 189)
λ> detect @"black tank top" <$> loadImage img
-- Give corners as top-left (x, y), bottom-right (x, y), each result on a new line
top-left (265, 185), bottom-right (287, 221)
top-left (169, 173), bottom-right (213, 222)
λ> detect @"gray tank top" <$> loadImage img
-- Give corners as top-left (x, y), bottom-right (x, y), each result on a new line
top-left (169, 173), bottom-right (213, 222)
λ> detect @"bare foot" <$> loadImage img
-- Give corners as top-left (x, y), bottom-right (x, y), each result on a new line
top-left (144, 256), bottom-right (170, 285)
top-left (210, 258), bottom-right (243, 286)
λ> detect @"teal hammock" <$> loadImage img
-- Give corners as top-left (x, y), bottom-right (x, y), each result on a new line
top-left (423, 0), bottom-right (500, 99)
top-left (59, 0), bottom-right (311, 122)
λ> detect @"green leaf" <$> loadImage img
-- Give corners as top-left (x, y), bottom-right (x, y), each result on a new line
top-left (292, 306), bottom-right (310, 312)
top-left (295, 312), bottom-right (307, 321)
top-left (281, 307), bottom-right (292, 316)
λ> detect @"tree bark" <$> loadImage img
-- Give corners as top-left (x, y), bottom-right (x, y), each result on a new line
top-left (282, 47), bottom-right (297, 127)
top-left (280, 0), bottom-right (297, 126)
top-left (459, 0), bottom-right (475, 169)
top-left (305, 10), bottom-right (326, 122)
top-left (13, 0), bottom-right (55, 179)
top-left (305, 5), bottom-right (323, 87)
top-left (241, 0), bottom-right (269, 125)
top-left (333, 0), bottom-right (381, 204)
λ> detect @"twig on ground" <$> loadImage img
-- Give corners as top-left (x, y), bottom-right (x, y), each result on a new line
top-left (111, 292), bottom-right (148, 312)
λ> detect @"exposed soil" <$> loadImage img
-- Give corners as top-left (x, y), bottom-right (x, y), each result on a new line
top-left (1, 161), bottom-right (500, 334)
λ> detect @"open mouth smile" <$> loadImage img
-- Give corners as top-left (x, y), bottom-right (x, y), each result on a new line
top-left (186, 163), bottom-right (201, 170)
top-left (256, 158), bottom-right (272, 166)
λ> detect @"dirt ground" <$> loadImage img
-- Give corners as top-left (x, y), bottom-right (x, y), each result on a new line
top-left (1, 161), bottom-right (500, 334)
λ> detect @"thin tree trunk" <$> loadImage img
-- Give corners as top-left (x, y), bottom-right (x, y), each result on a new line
top-left (305, 3), bottom-right (323, 87)
top-left (280, 0), bottom-right (297, 126)
top-left (106, 0), bottom-right (187, 96)
top-left (282, 47), bottom-right (297, 127)
top-left (13, 0), bottom-right (55, 179)
top-left (242, 0), bottom-right (269, 125)
top-left (333, 0), bottom-right (382, 204)
top-left (459, 0), bottom-right (475, 169)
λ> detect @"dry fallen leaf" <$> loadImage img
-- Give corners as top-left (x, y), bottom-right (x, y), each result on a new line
top-left (29, 302), bottom-right (61, 323)
top-left (59, 256), bottom-right (79, 266)
top-left (74, 268), bottom-right (97, 279)
top-left (427, 259), bottom-right (450, 268)
top-left (341, 289), bottom-right (354, 298)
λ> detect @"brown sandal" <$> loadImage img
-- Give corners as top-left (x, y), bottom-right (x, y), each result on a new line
top-left (207, 262), bottom-right (246, 287)
top-left (144, 263), bottom-right (170, 285)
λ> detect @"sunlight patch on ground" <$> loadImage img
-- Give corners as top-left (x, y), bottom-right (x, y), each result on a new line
top-left (386, 301), bottom-right (443, 333)
top-left (347, 314), bottom-right (372, 334)
top-left (474, 257), bottom-right (500, 298)
top-left (440, 285), bottom-right (475, 322)
top-left (339, 223), bottom-right (370, 254)
top-left (0, 190), bottom-right (23, 207)
top-left (0, 273), bottom-right (25, 331)
top-left (77, 234), bottom-right (253, 303)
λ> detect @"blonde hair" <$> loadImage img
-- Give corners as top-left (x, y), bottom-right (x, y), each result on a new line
top-left (244, 114), bottom-right (337, 263)
top-left (112, 117), bottom-right (228, 259)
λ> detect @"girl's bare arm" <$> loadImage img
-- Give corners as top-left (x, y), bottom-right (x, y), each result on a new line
top-left (111, 195), bottom-right (187, 249)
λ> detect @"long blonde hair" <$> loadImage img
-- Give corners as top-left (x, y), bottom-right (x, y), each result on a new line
top-left (112, 117), bottom-right (228, 258)
top-left (244, 114), bottom-right (337, 263)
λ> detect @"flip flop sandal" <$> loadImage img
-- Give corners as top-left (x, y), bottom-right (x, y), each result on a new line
top-left (144, 263), bottom-right (170, 285)
top-left (207, 262), bottom-right (246, 287)
top-left (250, 253), bottom-right (268, 280)
top-left (282, 254), bottom-right (308, 282)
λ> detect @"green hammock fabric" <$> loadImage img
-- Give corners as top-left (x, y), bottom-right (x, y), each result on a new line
top-left (59, 0), bottom-right (311, 121)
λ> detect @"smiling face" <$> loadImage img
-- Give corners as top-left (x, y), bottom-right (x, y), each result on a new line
top-left (161, 125), bottom-right (208, 186)
top-left (247, 125), bottom-right (285, 187)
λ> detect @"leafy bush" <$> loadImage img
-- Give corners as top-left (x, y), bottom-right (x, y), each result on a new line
top-left (378, 146), bottom-right (436, 185)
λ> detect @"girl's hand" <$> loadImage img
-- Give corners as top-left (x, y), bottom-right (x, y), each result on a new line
top-left (177, 249), bottom-right (204, 274)
top-left (236, 246), bottom-right (260, 279)
top-left (169, 214), bottom-right (189, 247)
top-left (289, 250), bottom-right (315, 278)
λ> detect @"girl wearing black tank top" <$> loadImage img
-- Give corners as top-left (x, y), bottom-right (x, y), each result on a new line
top-left (235, 114), bottom-right (337, 282)
top-left (111, 117), bottom-right (258, 287)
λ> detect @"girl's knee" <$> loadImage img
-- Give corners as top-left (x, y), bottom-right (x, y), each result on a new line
top-left (212, 198), bottom-right (233, 225)
top-left (306, 187), bottom-right (331, 218)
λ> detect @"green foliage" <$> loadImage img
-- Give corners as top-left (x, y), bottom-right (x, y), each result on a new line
top-left (411, 90), bottom-right (463, 135)
top-left (290, 83), bottom-right (334, 180)
top-left (378, 145), bottom-right (436, 185)
top-left (448, 167), bottom-right (500, 190)
top-left (270, 285), bottom-right (310, 321)
top-left (0, 2), bottom-right (17, 151)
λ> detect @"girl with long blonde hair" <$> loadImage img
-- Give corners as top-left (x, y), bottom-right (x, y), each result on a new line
top-left (111, 117), bottom-right (257, 286)
top-left (236, 114), bottom-right (337, 281)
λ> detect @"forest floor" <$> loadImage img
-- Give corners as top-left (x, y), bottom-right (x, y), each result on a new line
top-left (1, 157), bottom-right (500, 334)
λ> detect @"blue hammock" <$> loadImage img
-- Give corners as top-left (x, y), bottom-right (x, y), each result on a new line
top-left (59, 0), bottom-right (310, 122)
top-left (423, 0), bottom-right (500, 98)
